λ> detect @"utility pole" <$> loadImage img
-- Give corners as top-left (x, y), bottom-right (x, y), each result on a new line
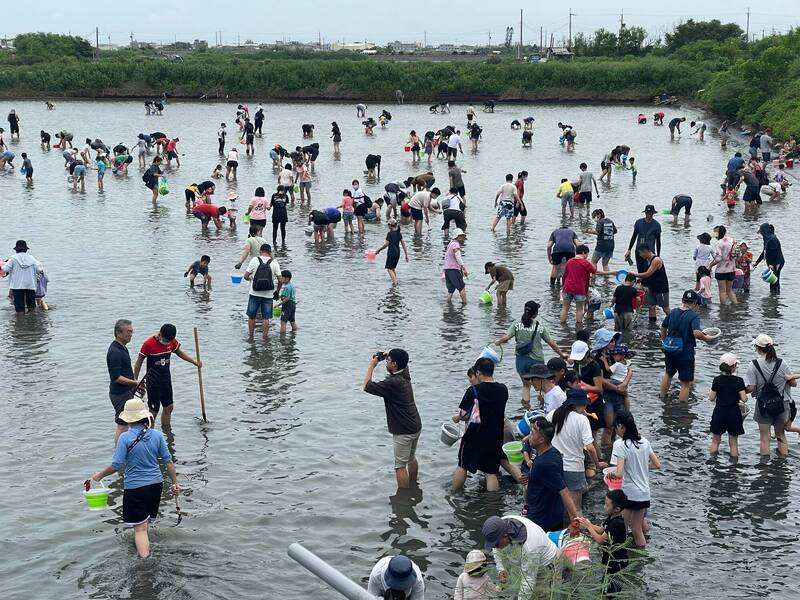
top-left (318, 31), bottom-right (322, 50)
top-left (540, 26), bottom-right (543, 51)
top-left (95, 27), bottom-right (99, 60)
top-left (619, 9), bottom-right (624, 41)
top-left (746, 8), bottom-right (750, 41)
top-left (424, 31), bottom-right (427, 48)
top-left (569, 9), bottom-right (574, 49)
top-left (108, 34), bottom-right (111, 51)
top-left (518, 8), bottom-right (522, 59)
top-left (488, 31), bottom-right (491, 50)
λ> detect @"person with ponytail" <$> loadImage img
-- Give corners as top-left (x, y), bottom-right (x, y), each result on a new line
top-left (548, 389), bottom-right (607, 512)
top-left (745, 334), bottom-right (793, 456)
top-left (92, 398), bottom-right (180, 558)
top-left (753, 223), bottom-right (784, 293)
top-left (610, 410), bottom-right (660, 547)
top-left (494, 300), bottom-right (566, 405)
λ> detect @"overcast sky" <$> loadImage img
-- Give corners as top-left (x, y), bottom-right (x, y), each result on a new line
top-left (3, 0), bottom-right (798, 46)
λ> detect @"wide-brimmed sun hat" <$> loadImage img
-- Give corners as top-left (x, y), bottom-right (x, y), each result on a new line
top-left (119, 399), bottom-right (151, 424)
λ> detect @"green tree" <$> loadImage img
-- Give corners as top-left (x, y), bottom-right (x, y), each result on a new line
top-left (14, 33), bottom-right (94, 63)
top-left (665, 19), bottom-right (745, 52)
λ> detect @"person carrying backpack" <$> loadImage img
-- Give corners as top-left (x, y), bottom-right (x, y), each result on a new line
top-left (745, 334), bottom-right (794, 456)
top-left (243, 243), bottom-right (282, 339)
top-left (659, 290), bottom-right (715, 402)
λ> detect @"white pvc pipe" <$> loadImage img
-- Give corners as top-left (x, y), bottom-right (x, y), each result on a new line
top-left (287, 543), bottom-right (377, 600)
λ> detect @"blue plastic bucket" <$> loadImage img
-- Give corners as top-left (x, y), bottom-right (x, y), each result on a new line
top-left (615, 270), bottom-right (629, 284)
top-left (230, 271), bottom-right (243, 284)
top-left (479, 345), bottom-right (503, 364)
top-left (603, 307), bottom-right (614, 320)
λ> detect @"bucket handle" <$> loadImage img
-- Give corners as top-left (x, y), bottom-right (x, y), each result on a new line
top-left (85, 478), bottom-right (108, 492)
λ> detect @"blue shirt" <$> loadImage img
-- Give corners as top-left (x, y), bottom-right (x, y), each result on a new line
top-left (726, 157), bottom-right (745, 175)
top-left (526, 446), bottom-right (567, 532)
top-left (661, 307), bottom-right (701, 362)
top-left (112, 425), bottom-right (172, 489)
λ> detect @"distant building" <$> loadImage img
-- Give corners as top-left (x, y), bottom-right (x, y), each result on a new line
top-left (388, 40), bottom-right (420, 53)
top-left (435, 43), bottom-right (455, 53)
top-left (546, 46), bottom-right (575, 60)
top-left (331, 41), bottom-right (376, 52)
top-left (0, 38), bottom-right (14, 50)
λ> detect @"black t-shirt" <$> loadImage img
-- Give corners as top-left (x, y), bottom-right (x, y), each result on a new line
top-left (613, 285), bottom-right (639, 314)
top-left (595, 218), bottom-right (617, 253)
top-left (711, 375), bottom-right (746, 408)
top-left (366, 154), bottom-right (381, 169)
top-left (107, 340), bottom-right (134, 395)
top-left (144, 164), bottom-right (161, 183)
top-left (386, 229), bottom-right (402, 257)
top-left (270, 193), bottom-right (288, 220)
top-left (244, 122), bottom-right (255, 135)
top-left (458, 381), bottom-right (508, 454)
top-left (669, 118), bottom-right (681, 128)
top-left (574, 359), bottom-right (602, 387)
top-left (601, 515), bottom-right (628, 573)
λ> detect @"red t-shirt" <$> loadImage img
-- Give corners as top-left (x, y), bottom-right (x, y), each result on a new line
top-left (515, 178), bottom-right (525, 200)
top-left (562, 256), bottom-right (596, 295)
top-left (138, 336), bottom-right (180, 383)
top-left (166, 139), bottom-right (178, 152)
top-left (192, 203), bottom-right (221, 217)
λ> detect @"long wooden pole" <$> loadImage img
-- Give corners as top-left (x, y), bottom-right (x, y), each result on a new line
top-left (193, 327), bottom-right (207, 422)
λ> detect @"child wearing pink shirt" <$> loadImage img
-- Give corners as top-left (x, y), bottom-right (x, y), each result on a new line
top-left (695, 266), bottom-right (713, 306)
top-left (338, 189), bottom-right (355, 234)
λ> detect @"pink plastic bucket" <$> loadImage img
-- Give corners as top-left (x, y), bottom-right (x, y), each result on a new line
top-left (365, 249), bottom-right (377, 260)
top-left (562, 538), bottom-right (592, 569)
top-left (603, 467), bottom-right (623, 490)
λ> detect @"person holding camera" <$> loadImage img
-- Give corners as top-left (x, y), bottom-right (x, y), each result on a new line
top-left (364, 349), bottom-right (422, 489)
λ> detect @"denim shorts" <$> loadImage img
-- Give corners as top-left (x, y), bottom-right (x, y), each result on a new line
top-left (562, 292), bottom-right (587, 303)
top-left (515, 355), bottom-right (542, 378)
top-left (604, 391), bottom-right (626, 416)
top-left (592, 249), bottom-right (614, 260)
top-left (246, 295), bottom-right (273, 319)
top-left (342, 211), bottom-right (354, 221)
top-left (563, 470), bottom-right (588, 491)
top-left (561, 192), bottom-right (574, 208)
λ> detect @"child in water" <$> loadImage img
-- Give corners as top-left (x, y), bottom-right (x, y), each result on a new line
top-left (277, 270), bottom-right (297, 334)
top-left (226, 192), bottom-right (238, 229)
top-left (578, 489), bottom-right (629, 597)
top-left (709, 353), bottom-right (747, 458)
top-left (374, 218), bottom-right (408, 285)
top-left (628, 157), bottom-right (637, 183)
top-left (453, 550), bottom-right (499, 600)
top-left (184, 255), bottom-right (211, 287)
top-left (695, 266), bottom-right (713, 306)
top-left (735, 242), bottom-right (752, 293)
top-left (211, 164), bottom-right (223, 179)
top-left (338, 189), bottom-right (355, 235)
top-left (693, 233), bottom-right (713, 271)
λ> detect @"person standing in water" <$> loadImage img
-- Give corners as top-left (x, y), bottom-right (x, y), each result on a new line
top-left (106, 319), bottom-right (139, 442)
top-left (576, 163), bottom-right (600, 218)
top-left (363, 348), bottom-right (422, 489)
top-left (7, 109), bottom-right (20, 140)
top-left (2, 240), bottom-right (43, 314)
top-left (91, 398), bottom-right (180, 559)
top-left (444, 229), bottom-right (469, 303)
top-left (753, 223), bottom-right (784, 293)
top-left (668, 116), bottom-right (686, 140)
top-left (374, 218), bottom-right (408, 285)
top-left (133, 323), bottom-right (202, 428)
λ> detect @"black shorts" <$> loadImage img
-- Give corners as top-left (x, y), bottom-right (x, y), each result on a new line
top-left (354, 203), bottom-right (368, 217)
top-left (715, 271), bottom-right (735, 281)
top-left (410, 207), bottom-right (424, 221)
top-left (579, 191), bottom-right (592, 204)
top-left (664, 354), bottom-right (695, 382)
top-left (227, 160), bottom-right (238, 168)
top-left (194, 212), bottom-right (211, 224)
top-left (385, 254), bottom-right (400, 269)
top-left (514, 202), bottom-right (527, 217)
top-left (250, 218), bottom-right (267, 228)
top-left (445, 269), bottom-right (465, 293)
top-left (551, 252), bottom-right (574, 265)
top-left (123, 482), bottom-right (163, 526)
top-left (447, 147), bottom-right (458, 158)
top-left (312, 214), bottom-right (330, 226)
top-left (145, 178), bottom-right (157, 190)
top-left (281, 299), bottom-right (296, 323)
top-left (110, 389), bottom-right (135, 425)
top-left (167, 150), bottom-right (178, 159)
top-left (12, 289), bottom-right (35, 313)
top-left (625, 499), bottom-right (650, 511)
top-left (453, 185), bottom-right (466, 197)
top-left (600, 161), bottom-right (608, 171)
top-left (246, 134), bottom-right (254, 144)
top-left (184, 189), bottom-right (196, 204)
top-left (147, 382), bottom-right (174, 413)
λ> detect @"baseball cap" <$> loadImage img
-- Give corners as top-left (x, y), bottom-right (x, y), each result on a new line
top-left (751, 334), bottom-right (774, 348)
top-left (643, 205), bottom-right (656, 213)
top-left (682, 290), bottom-right (701, 304)
top-left (569, 340), bottom-right (589, 361)
top-left (547, 357), bottom-right (568, 372)
top-left (719, 353), bottom-right (738, 366)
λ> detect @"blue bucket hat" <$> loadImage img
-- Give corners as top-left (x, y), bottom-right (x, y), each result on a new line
top-left (592, 328), bottom-right (620, 352)
top-left (383, 555), bottom-right (417, 590)
top-left (565, 388), bottom-right (589, 406)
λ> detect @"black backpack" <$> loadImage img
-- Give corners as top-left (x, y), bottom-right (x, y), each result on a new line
top-left (752, 359), bottom-right (785, 418)
top-left (252, 258), bottom-right (274, 292)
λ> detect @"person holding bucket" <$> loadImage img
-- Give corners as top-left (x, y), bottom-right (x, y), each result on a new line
top-left (494, 301), bottom-right (566, 406)
top-left (577, 489), bottom-right (629, 596)
top-left (753, 223), bottom-right (784, 293)
top-left (452, 358), bottom-right (517, 492)
top-left (91, 398), bottom-right (180, 559)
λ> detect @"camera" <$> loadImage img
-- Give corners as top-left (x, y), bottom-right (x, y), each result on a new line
top-left (373, 351), bottom-right (387, 362)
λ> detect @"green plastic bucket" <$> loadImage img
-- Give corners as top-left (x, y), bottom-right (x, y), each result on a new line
top-left (502, 441), bottom-right (524, 465)
top-left (84, 481), bottom-right (110, 511)
top-left (479, 291), bottom-right (492, 305)
top-left (273, 305), bottom-right (282, 318)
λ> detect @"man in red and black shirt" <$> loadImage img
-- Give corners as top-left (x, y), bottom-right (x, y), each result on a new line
top-left (560, 244), bottom-right (616, 326)
top-left (192, 202), bottom-right (227, 231)
top-left (133, 323), bottom-right (202, 427)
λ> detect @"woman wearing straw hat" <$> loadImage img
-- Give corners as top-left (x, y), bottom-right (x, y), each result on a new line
top-left (92, 398), bottom-right (180, 558)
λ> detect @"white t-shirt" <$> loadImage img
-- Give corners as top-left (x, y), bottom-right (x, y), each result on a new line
top-left (408, 191), bottom-right (430, 210)
top-left (447, 133), bottom-right (461, 148)
top-left (227, 150), bottom-right (239, 163)
top-left (278, 169), bottom-right (294, 186)
top-left (497, 182), bottom-right (516, 201)
top-left (543, 387), bottom-right (566, 413)
top-left (547, 410), bottom-right (593, 473)
top-left (611, 437), bottom-right (653, 502)
top-left (245, 255), bottom-right (281, 298)
top-left (610, 361), bottom-right (628, 385)
top-left (492, 516), bottom-right (558, 599)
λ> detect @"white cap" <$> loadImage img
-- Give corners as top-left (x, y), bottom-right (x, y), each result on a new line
top-left (569, 340), bottom-right (589, 361)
